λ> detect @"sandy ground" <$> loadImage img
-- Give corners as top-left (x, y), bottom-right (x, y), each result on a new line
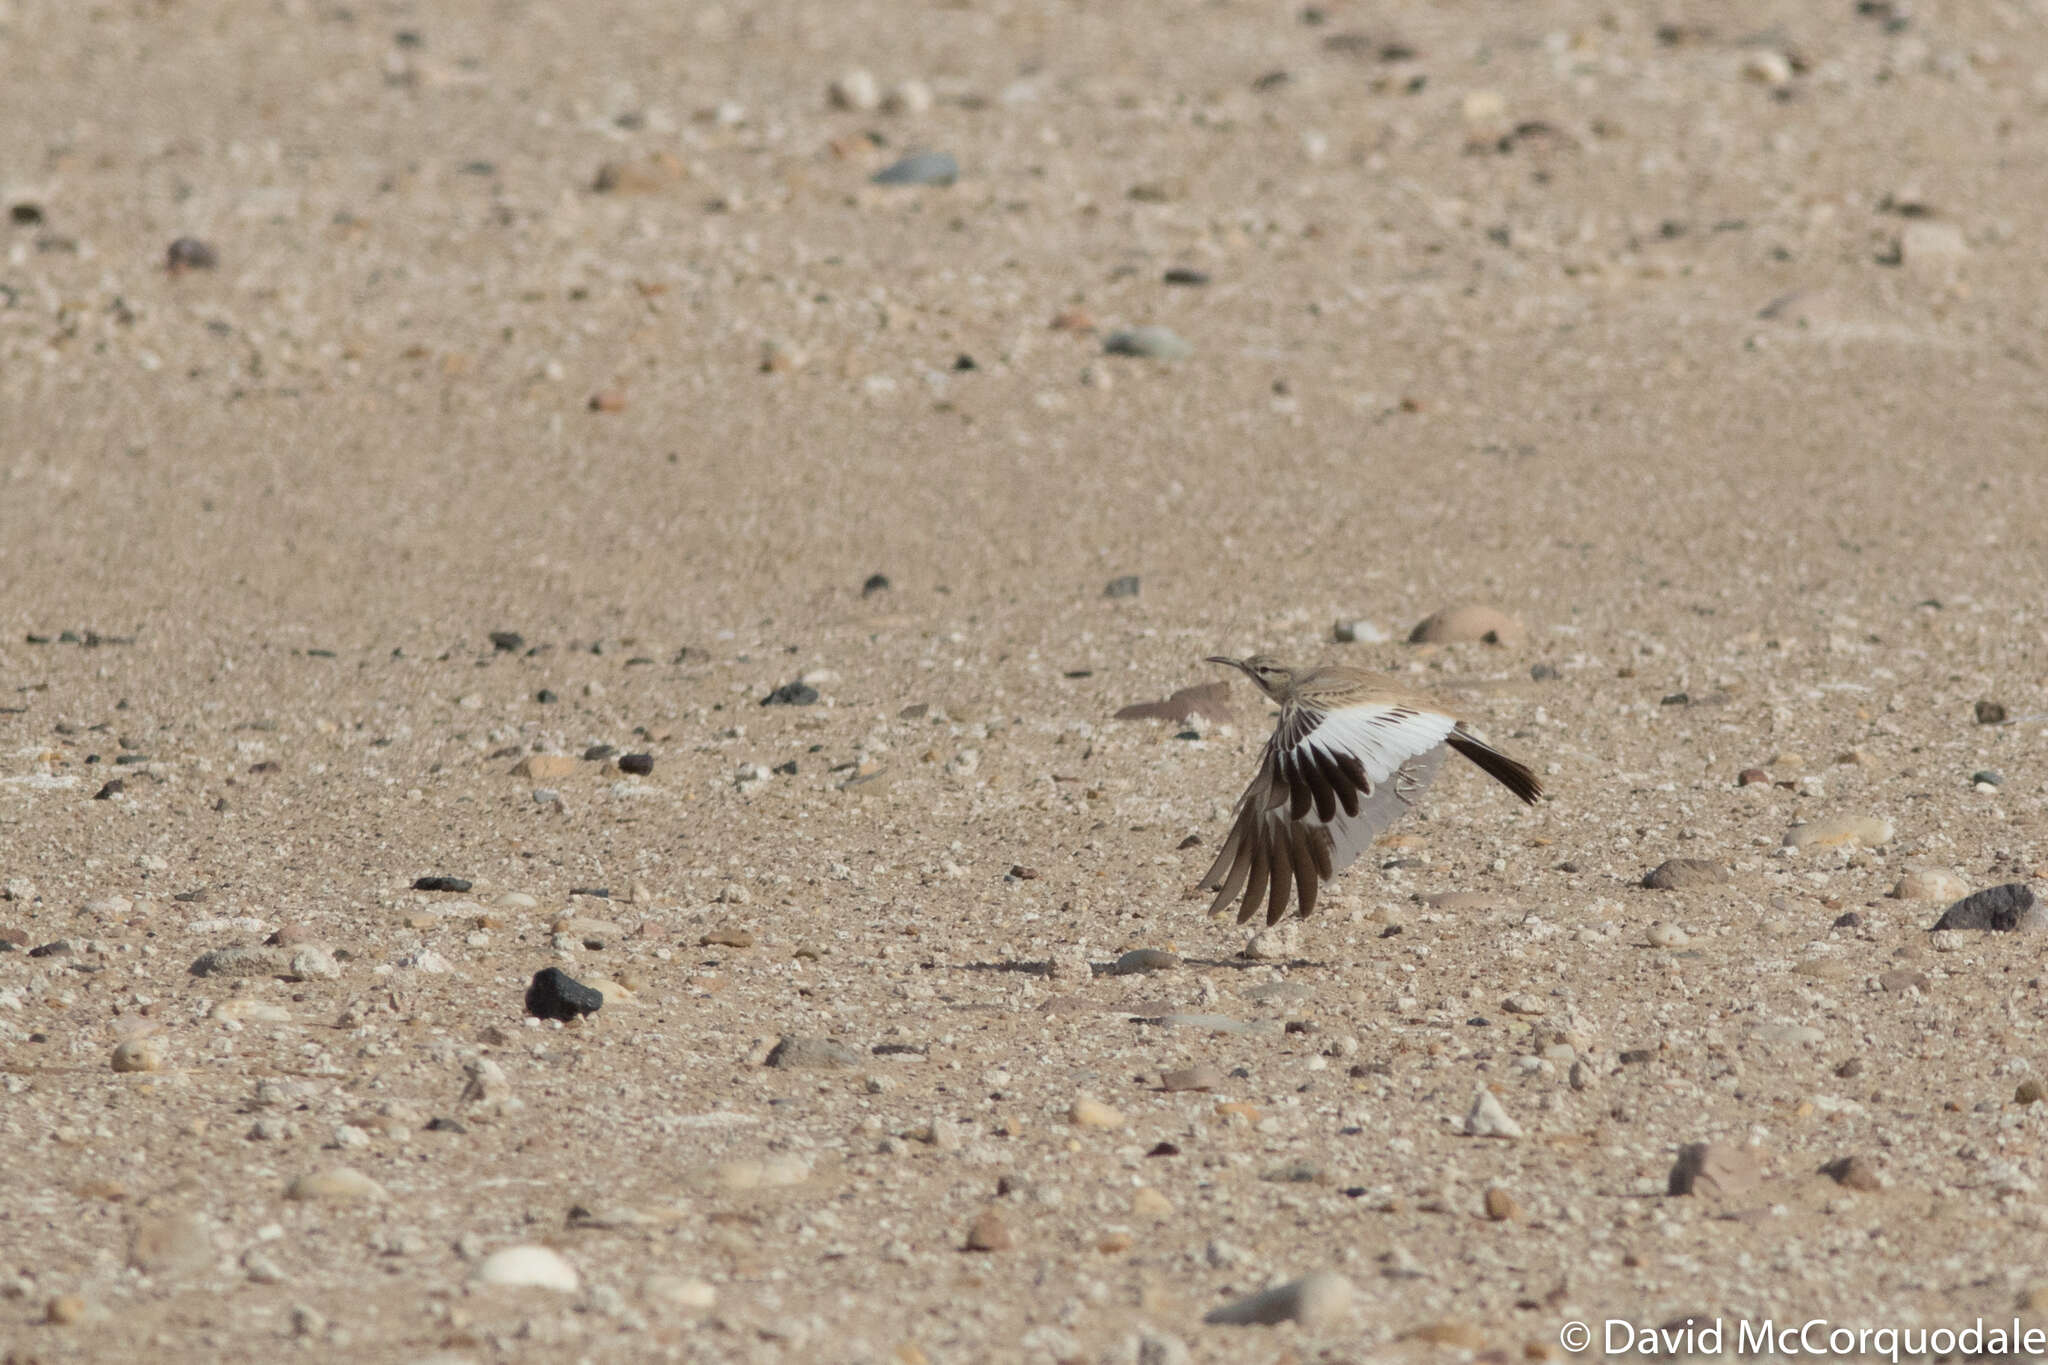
top-left (5, 1), bottom-right (2048, 1360)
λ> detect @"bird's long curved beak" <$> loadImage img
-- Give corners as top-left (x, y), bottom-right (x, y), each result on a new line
top-left (1205, 655), bottom-right (1242, 668)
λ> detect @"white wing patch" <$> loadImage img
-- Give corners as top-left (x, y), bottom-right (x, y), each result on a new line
top-left (1297, 704), bottom-right (1455, 785)
top-left (1318, 744), bottom-right (1445, 876)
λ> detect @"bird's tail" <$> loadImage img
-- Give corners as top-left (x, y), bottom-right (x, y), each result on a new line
top-left (1447, 730), bottom-right (1544, 805)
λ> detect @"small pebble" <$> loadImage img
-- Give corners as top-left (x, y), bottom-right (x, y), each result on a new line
top-left (285, 1167), bottom-right (388, 1202)
top-left (1159, 1065), bottom-right (1224, 1093)
top-left (413, 875), bottom-right (473, 892)
top-left (1821, 1155), bottom-right (1883, 1192)
top-left (45, 1294), bottom-right (90, 1325)
top-left (1102, 326), bottom-right (1193, 360)
top-left (473, 1245), bottom-right (580, 1292)
top-left (1113, 948), bottom-right (1180, 975)
top-left (1646, 922), bottom-right (1690, 948)
top-left (1131, 1187), bottom-right (1175, 1218)
top-left (1333, 619), bottom-right (1390, 644)
top-left (1069, 1097), bottom-right (1125, 1129)
top-left (1783, 816), bottom-right (1893, 851)
top-left (1103, 574), bottom-right (1141, 598)
top-left (883, 80), bottom-right (933, 115)
top-left (1668, 1142), bottom-right (1759, 1200)
top-left (761, 680), bottom-right (819, 706)
top-left (1483, 1186), bottom-right (1522, 1221)
top-left (828, 69), bottom-right (880, 111)
top-left (1500, 993), bottom-right (1547, 1016)
top-left (1741, 50), bottom-right (1793, 84)
top-left (1894, 868), bottom-right (1969, 901)
top-left (872, 151), bottom-right (958, 186)
top-left (1203, 1271), bottom-right (1356, 1328)
top-left (189, 945), bottom-right (289, 978)
top-left (1738, 767), bottom-right (1771, 786)
top-left (964, 1210), bottom-right (1012, 1252)
top-left (1464, 1088), bottom-right (1523, 1139)
top-left (111, 1038), bottom-right (164, 1073)
top-left (1642, 858), bottom-right (1729, 890)
top-left (287, 946), bottom-right (340, 981)
top-left (617, 753), bottom-right (654, 776)
top-left (166, 237), bottom-right (218, 272)
top-left (2018, 1079), bottom-right (2047, 1106)
top-left (765, 1035), bottom-right (862, 1070)
top-left (1407, 604), bottom-right (1526, 646)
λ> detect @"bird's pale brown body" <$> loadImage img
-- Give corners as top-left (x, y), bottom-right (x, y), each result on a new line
top-left (1199, 656), bottom-right (1544, 924)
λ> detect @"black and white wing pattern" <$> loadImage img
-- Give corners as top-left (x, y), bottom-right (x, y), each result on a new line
top-left (1198, 702), bottom-right (1454, 925)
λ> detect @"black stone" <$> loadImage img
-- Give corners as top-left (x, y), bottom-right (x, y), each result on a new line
top-left (489, 630), bottom-right (525, 652)
top-left (1147, 1142), bottom-right (1180, 1157)
top-left (1104, 574), bottom-right (1141, 598)
top-left (1832, 911), bottom-right (1862, 929)
top-left (1976, 699), bottom-right (2008, 725)
top-left (861, 573), bottom-right (891, 596)
top-left (761, 680), bottom-right (819, 707)
top-left (952, 353), bottom-right (977, 371)
top-left (525, 967), bottom-right (603, 1020)
top-left (92, 780), bottom-right (123, 800)
top-left (28, 941), bottom-right (72, 957)
top-left (569, 887), bottom-right (610, 899)
top-left (1972, 770), bottom-right (2004, 787)
top-left (113, 753), bottom-right (150, 765)
top-left (617, 752), bottom-right (654, 776)
top-left (165, 236), bottom-right (218, 272)
top-left (412, 875), bottom-right (473, 893)
top-left (583, 744), bottom-right (616, 760)
top-left (1931, 883), bottom-right (2043, 933)
top-left (9, 202), bottom-right (43, 225)
top-left (1163, 267), bottom-right (1210, 285)
top-left (424, 1117), bottom-right (467, 1133)
top-left (535, 689), bottom-right (558, 703)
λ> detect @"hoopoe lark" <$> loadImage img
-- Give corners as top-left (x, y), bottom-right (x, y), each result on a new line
top-left (1199, 655), bottom-right (1544, 924)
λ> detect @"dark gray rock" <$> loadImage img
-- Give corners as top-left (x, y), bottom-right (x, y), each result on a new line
top-left (1642, 858), bottom-right (1730, 890)
top-left (1930, 883), bottom-right (2045, 933)
top-left (761, 680), bottom-right (819, 707)
top-left (525, 967), bottom-right (603, 1020)
top-left (764, 1034), bottom-right (862, 1070)
top-left (872, 151), bottom-right (957, 186)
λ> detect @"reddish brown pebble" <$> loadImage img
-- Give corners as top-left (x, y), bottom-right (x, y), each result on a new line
top-left (1483, 1186), bottom-right (1522, 1221)
top-left (964, 1210), bottom-right (1011, 1251)
top-left (1050, 308), bottom-right (1094, 332)
top-left (588, 390), bottom-right (628, 412)
top-left (1007, 865), bottom-right (1039, 880)
top-left (1738, 768), bottom-right (1770, 786)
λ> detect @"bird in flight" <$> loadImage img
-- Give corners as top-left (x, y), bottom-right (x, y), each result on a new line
top-left (1198, 655), bottom-right (1544, 925)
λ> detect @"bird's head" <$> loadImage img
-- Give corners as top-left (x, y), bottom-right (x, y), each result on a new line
top-left (1205, 653), bottom-right (1296, 701)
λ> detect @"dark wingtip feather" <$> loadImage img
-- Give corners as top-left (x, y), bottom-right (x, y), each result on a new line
top-left (1447, 733), bottom-right (1545, 805)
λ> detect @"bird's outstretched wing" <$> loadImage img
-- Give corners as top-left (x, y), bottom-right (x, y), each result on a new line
top-left (1198, 703), bottom-right (1454, 924)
